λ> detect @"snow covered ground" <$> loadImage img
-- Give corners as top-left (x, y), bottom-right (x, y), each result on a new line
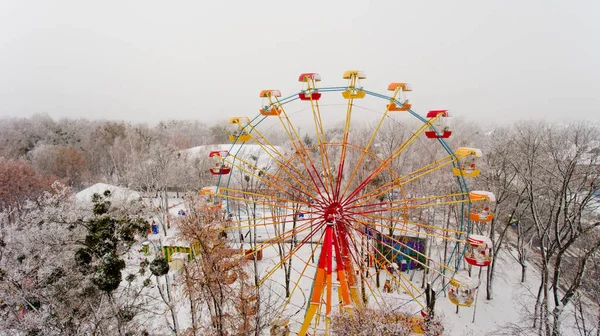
top-left (130, 199), bottom-right (585, 335)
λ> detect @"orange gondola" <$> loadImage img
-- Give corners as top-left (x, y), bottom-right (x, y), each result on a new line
top-left (387, 82), bottom-right (412, 111)
top-left (469, 191), bottom-right (496, 222)
top-left (259, 90), bottom-right (283, 116)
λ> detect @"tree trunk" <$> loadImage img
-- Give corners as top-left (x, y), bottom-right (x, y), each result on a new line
top-left (252, 203), bottom-right (261, 336)
top-left (533, 274), bottom-right (544, 329)
top-left (183, 266), bottom-right (199, 336)
top-left (486, 264), bottom-right (493, 300)
top-left (551, 305), bottom-right (564, 336)
top-left (486, 209), bottom-right (496, 300)
top-left (361, 234), bottom-right (367, 304)
top-left (164, 188), bottom-right (170, 230)
top-left (165, 274), bottom-right (180, 335)
top-left (156, 275), bottom-right (179, 335)
top-left (442, 205), bottom-right (451, 296)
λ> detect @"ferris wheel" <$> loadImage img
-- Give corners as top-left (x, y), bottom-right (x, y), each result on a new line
top-left (206, 71), bottom-right (495, 335)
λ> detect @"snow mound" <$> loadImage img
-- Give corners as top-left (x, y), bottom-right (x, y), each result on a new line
top-left (75, 183), bottom-right (141, 205)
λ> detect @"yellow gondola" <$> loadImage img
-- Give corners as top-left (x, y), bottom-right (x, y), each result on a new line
top-left (342, 70), bottom-right (366, 99)
top-left (229, 117), bottom-right (251, 142)
top-left (448, 272), bottom-right (479, 307)
top-left (452, 147), bottom-right (482, 177)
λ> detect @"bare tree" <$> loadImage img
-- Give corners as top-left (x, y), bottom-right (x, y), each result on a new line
top-left (511, 121), bottom-right (600, 335)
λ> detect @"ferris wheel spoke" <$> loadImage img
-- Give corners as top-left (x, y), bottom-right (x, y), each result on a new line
top-left (272, 150), bottom-right (339, 209)
top-left (344, 194), bottom-right (470, 215)
top-left (309, 100), bottom-right (338, 197)
top-left (274, 228), bottom-right (326, 325)
top-left (346, 218), bottom-right (458, 277)
top-left (339, 89), bottom-right (404, 199)
top-left (259, 221), bottom-right (327, 286)
top-left (217, 187), bottom-right (309, 209)
top-left (333, 93), bottom-right (358, 200)
top-left (217, 188), bottom-right (316, 215)
top-left (222, 153), bottom-right (318, 204)
top-left (273, 100), bottom-right (334, 203)
top-left (237, 219), bottom-right (323, 267)
top-left (223, 210), bottom-right (321, 232)
top-left (242, 124), bottom-right (324, 198)
top-left (345, 212), bottom-right (467, 245)
top-left (347, 154), bottom-right (457, 208)
top-left (345, 227), bottom-right (427, 307)
top-left (341, 120), bottom-right (434, 207)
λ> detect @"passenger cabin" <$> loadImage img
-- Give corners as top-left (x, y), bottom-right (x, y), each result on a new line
top-left (464, 234), bottom-right (493, 267)
top-left (425, 110), bottom-right (452, 138)
top-left (298, 73), bottom-right (322, 101)
top-left (387, 82), bottom-right (412, 111)
top-left (209, 150), bottom-right (231, 175)
top-left (342, 70), bottom-right (366, 99)
top-left (469, 191), bottom-right (496, 222)
top-left (452, 147), bottom-right (483, 177)
top-left (259, 90), bottom-right (283, 116)
top-left (448, 272), bottom-right (479, 306)
top-left (229, 117), bottom-right (251, 142)
top-left (200, 186), bottom-right (222, 210)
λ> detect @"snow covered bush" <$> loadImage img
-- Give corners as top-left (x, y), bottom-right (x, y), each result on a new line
top-left (331, 307), bottom-right (444, 336)
top-left (149, 257), bottom-right (169, 276)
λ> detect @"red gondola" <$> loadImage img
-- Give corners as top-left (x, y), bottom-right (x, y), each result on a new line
top-left (425, 110), bottom-right (452, 139)
top-left (209, 150), bottom-right (231, 175)
top-left (298, 73), bottom-right (322, 101)
top-left (464, 235), bottom-right (493, 267)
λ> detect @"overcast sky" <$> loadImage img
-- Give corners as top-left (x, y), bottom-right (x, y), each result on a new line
top-left (0, 0), bottom-right (598, 126)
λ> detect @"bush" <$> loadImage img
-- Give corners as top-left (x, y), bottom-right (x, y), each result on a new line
top-left (149, 257), bottom-right (169, 277)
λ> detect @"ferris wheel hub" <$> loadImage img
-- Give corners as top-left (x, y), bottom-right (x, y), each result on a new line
top-left (323, 202), bottom-right (344, 223)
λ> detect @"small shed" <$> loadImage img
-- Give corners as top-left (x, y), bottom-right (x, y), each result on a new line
top-left (162, 237), bottom-right (199, 262)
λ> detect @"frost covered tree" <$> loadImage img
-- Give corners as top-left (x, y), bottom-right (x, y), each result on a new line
top-left (477, 126), bottom-right (529, 299)
top-left (175, 195), bottom-right (272, 336)
top-left (0, 159), bottom-right (58, 219)
top-left (0, 183), bottom-right (155, 335)
top-left (29, 144), bottom-right (90, 188)
top-left (509, 122), bottom-right (600, 335)
top-left (75, 190), bottom-right (147, 293)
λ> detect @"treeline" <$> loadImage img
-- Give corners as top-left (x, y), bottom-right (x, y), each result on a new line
top-left (0, 114), bottom-right (235, 211)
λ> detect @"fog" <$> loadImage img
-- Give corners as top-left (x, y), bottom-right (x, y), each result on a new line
top-left (1, 0), bottom-right (599, 126)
